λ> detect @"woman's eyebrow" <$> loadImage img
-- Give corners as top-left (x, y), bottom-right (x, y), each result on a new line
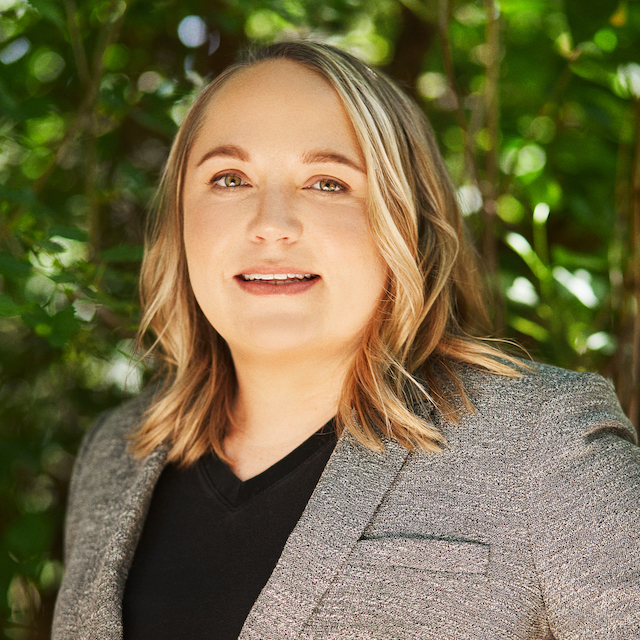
top-left (195, 145), bottom-right (364, 174)
top-left (196, 144), bottom-right (249, 167)
top-left (302, 150), bottom-right (365, 173)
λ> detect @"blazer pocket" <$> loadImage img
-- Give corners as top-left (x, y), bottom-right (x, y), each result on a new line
top-left (348, 536), bottom-right (490, 575)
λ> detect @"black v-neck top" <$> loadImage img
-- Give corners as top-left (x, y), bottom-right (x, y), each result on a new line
top-left (122, 424), bottom-right (337, 640)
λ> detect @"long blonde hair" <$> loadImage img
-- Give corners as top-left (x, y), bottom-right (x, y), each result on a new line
top-left (133, 41), bottom-right (520, 465)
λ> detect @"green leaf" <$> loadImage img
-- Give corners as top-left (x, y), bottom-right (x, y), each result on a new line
top-left (37, 239), bottom-right (66, 253)
top-left (46, 304), bottom-right (80, 348)
top-left (26, 0), bottom-right (66, 28)
top-left (551, 246), bottom-right (608, 272)
top-left (509, 315), bottom-right (551, 342)
top-left (99, 245), bottom-right (144, 262)
top-left (0, 78), bottom-right (20, 119)
top-left (0, 253), bottom-right (32, 278)
top-left (130, 109), bottom-right (178, 137)
top-left (0, 294), bottom-right (23, 317)
top-left (22, 304), bottom-right (80, 348)
top-left (0, 185), bottom-right (38, 206)
top-left (48, 226), bottom-right (89, 243)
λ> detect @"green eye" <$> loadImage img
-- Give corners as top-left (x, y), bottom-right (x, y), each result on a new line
top-left (223, 174), bottom-right (243, 187)
top-left (209, 173), bottom-right (247, 189)
top-left (315, 179), bottom-right (344, 192)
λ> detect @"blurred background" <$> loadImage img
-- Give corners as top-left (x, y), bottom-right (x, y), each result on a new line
top-left (0, 0), bottom-right (638, 637)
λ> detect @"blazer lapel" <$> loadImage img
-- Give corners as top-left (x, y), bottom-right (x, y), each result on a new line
top-left (78, 444), bottom-right (167, 640)
top-left (239, 433), bottom-right (411, 639)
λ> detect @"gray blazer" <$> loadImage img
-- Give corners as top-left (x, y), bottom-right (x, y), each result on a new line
top-left (52, 364), bottom-right (640, 639)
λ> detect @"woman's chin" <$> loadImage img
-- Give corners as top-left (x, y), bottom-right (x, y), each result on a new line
top-left (226, 325), bottom-right (325, 358)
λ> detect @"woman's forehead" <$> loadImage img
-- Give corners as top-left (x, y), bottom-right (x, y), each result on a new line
top-left (203, 59), bottom-right (339, 117)
top-left (189, 59), bottom-right (364, 166)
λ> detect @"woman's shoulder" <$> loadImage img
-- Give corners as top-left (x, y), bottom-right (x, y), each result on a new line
top-left (456, 359), bottom-right (637, 447)
top-left (461, 357), bottom-right (615, 393)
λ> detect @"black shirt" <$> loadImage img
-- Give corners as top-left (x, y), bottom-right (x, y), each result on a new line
top-left (122, 425), bottom-right (337, 640)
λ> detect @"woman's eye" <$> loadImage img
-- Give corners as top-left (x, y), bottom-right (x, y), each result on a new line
top-left (210, 173), bottom-right (247, 188)
top-left (310, 178), bottom-right (346, 192)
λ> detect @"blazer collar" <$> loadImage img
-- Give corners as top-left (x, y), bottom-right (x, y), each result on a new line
top-left (239, 432), bottom-right (411, 639)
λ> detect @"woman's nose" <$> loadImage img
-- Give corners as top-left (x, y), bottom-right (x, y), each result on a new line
top-left (247, 187), bottom-right (303, 244)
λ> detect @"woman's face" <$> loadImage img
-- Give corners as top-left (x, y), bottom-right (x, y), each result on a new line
top-left (182, 59), bottom-right (387, 363)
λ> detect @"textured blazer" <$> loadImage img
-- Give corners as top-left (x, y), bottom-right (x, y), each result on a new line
top-left (52, 363), bottom-right (640, 639)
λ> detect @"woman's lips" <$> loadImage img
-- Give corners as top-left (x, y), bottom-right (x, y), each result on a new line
top-left (234, 272), bottom-right (320, 295)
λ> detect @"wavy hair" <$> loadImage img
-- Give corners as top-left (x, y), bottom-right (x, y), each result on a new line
top-left (132, 41), bottom-right (521, 465)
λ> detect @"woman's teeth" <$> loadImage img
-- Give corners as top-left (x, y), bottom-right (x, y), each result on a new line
top-left (241, 273), bottom-right (316, 284)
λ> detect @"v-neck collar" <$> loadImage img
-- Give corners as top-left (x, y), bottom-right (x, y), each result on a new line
top-left (200, 421), bottom-right (337, 507)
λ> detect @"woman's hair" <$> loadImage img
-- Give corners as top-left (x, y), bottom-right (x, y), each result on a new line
top-left (133, 40), bottom-right (521, 466)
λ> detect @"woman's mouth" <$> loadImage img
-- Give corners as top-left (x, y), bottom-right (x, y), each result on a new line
top-left (235, 272), bottom-right (320, 294)
top-left (240, 273), bottom-right (318, 285)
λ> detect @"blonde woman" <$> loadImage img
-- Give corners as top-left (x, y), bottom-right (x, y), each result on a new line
top-left (52, 42), bottom-right (640, 639)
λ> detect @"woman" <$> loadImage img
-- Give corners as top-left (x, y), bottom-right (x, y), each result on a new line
top-left (52, 41), bottom-right (640, 639)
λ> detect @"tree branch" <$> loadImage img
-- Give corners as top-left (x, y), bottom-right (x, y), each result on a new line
top-left (481, 0), bottom-right (503, 330)
top-left (438, 0), bottom-right (479, 188)
top-left (629, 97), bottom-right (640, 428)
top-left (482, 0), bottom-right (500, 268)
top-left (397, 0), bottom-right (438, 23)
top-left (64, 0), bottom-right (90, 87)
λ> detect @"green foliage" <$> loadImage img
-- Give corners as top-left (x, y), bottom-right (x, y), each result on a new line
top-left (0, 0), bottom-right (638, 637)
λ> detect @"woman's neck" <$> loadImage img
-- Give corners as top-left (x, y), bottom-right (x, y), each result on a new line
top-left (222, 350), bottom-right (351, 481)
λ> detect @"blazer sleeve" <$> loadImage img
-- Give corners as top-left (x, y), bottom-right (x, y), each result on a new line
top-left (526, 371), bottom-right (640, 638)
